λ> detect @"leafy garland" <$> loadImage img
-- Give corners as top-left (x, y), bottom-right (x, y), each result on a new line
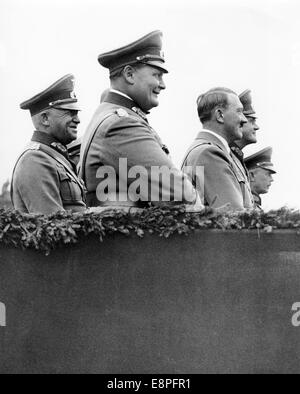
top-left (0, 206), bottom-right (300, 255)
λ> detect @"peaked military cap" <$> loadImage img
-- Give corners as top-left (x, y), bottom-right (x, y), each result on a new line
top-left (20, 74), bottom-right (81, 116)
top-left (245, 147), bottom-right (276, 173)
top-left (98, 30), bottom-right (168, 75)
top-left (239, 89), bottom-right (257, 118)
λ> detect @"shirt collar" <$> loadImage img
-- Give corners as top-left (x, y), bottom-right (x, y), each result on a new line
top-left (201, 129), bottom-right (231, 154)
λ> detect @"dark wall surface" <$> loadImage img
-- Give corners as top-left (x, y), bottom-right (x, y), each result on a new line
top-left (1, 230), bottom-right (300, 374)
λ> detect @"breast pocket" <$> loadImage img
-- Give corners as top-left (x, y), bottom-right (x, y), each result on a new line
top-left (57, 167), bottom-right (83, 202)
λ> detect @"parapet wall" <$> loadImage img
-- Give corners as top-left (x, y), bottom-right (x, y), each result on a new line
top-left (1, 230), bottom-right (300, 373)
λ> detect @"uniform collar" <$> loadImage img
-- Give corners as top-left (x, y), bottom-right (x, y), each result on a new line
top-left (230, 143), bottom-right (251, 176)
top-left (230, 142), bottom-right (244, 160)
top-left (110, 89), bottom-right (132, 101)
top-left (199, 129), bottom-right (231, 154)
top-left (104, 90), bottom-right (150, 120)
top-left (252, 191), bottom-right (262, 208)
top-left (31, 130), bottom-right (69, 159)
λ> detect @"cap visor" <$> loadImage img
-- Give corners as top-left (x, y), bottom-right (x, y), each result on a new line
top-left (146, 61), bottom-right (168, 73)
top-left (260, 165), bottom-right (276, 174)
top-left (54, 102), bottom-right (81, 111)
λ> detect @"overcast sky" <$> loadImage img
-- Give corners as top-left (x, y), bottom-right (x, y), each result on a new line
top-left (0, 0), bottom-right (299, 210)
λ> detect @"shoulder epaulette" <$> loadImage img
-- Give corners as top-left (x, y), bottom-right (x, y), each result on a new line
top-left (26, 142), bottom-right (41, 151)
top-left (115, 108), bottom-right (128, 117)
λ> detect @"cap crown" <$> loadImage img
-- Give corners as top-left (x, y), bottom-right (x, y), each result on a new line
top-left (98, 30), bottom-right (168, 74)
top-left (20, 74), bottom-right (80, 115)
top-left (239, 89), bottom-right (256, 117)
top-left (245, 147), bottom-right (276, 173)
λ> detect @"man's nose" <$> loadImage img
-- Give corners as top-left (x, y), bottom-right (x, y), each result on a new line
top-left (241, 113), bottom-right (247, 125)
top-left (254, 122), bottom-right (259, 131)
top-left (159, 77), bottom-right (166, 90)
top-left (73, 114), bottom-right (80, 124)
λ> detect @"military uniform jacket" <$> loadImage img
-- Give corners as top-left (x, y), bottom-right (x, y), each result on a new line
top-left (181, 131), bottom-right (254, 210)
top-left (80, 91), bottom-right (198, 207)
top-left (12, 131), bottom-right (86, 215)
top-left (230, 143), bottom-right (250, 177)
top-left (230, 150), bottom-right (254, 209)
top-left (252, 192), bottom-right (263, 211)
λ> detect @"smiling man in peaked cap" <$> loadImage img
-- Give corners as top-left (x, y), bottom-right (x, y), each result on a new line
top-left (99, 30), bottom-right (168, 76)
top-left (11, 74), bottom-right (86, 215)
top-left (79, 30), bottom-right (202, 210)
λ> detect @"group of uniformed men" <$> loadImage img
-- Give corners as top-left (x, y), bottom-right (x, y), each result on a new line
top-left (11, 30), bottom-right (276, 215)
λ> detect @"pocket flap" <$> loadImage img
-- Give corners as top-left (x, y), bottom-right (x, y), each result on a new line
top-left (57, 167), bottom-right (69, 182)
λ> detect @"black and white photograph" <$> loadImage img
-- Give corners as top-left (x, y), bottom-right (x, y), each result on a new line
top-left (0, 0), bottom-right (300, 377)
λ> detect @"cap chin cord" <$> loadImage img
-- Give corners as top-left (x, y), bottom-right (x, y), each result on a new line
top-left (49, 98), bottom-right (78, 107)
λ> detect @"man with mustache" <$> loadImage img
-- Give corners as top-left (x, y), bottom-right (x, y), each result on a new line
top-left (181, 87), bottom-right (253, 210)
top-left (245, 147), bottom-right (276, 210)
top-left (80, 30), bottom-right (202, 209)
top-left (11, 74), bottom-right (86, 215)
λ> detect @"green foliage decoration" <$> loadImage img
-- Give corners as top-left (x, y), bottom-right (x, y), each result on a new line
top-left (0, 206), bottom-right (299, 255)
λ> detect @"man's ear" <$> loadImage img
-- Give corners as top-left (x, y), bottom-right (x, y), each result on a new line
top-left (249, 170), bottom-right (255, 181)
top-left (215, 108), bottom-right (224, 124)
top-left (122, 65), bottom-right (135, 85)
top-left (41, 111), bottom-right (50, 126)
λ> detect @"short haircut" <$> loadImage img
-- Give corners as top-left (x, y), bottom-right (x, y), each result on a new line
top-left (31, 107), bottom-right (62, 129)
top-left (196, 87), bottom-right (237, 123)
top-left (109, 63), bottom-right (146, 80)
